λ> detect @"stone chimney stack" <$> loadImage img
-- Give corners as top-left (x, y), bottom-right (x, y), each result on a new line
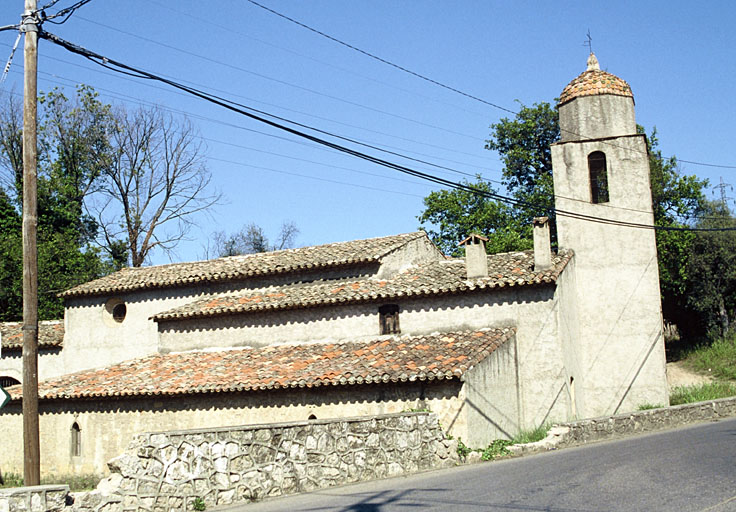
top-left (459, 234), bottom-right (489, 279)
top-left (533, 217), bottom-right (552, 271)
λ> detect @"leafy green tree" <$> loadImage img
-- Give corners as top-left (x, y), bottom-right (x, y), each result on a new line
top-left (643, 127), bottom-right (709, 330)
top-left (0, 87), bottom-right (122, 320)
top-left (419, 102), bottom-right (559, 255)
top-left (418, 178), bottom-right (531, 256)
top-left (485, 102), bottom-right (560, 231)
top-left (0, 188), bottom-right (22, 321)
top-left (684, 200), bottom-right (736, 336)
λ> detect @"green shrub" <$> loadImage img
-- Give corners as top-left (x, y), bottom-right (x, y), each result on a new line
top-left (456, 438), bottom-right (472, 459)
top-left (0, 473), bottom-right (23, 488)
top-left (192, 497), bottom-right (206, 511)
top-left (481, 439), bottom-right (512, 461)
top-left (670, 381), bottom-right (736, 405)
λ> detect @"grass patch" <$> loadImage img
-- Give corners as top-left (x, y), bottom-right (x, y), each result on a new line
top-left (0, 473), bottom-right (100, 491)
top-left (670, 381), bottom-right (736, 406)
top-left (511, 423), bottom-right (551, 444)
top-left (681, 333), bottom-right (736, 381)
top-left (637, 403), bottom-right (666, 411)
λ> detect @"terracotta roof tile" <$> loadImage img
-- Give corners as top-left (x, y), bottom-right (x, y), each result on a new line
top-left (559, 70), bottom-right (633, 106)
top-left (154, 250), bottom-right (572, 322)
top-left (6, 328), bottom-right (515, 401)
top-left (61, 232), bottom-right (429, 298)
top-left (0, 320), bottom-right (64, 350)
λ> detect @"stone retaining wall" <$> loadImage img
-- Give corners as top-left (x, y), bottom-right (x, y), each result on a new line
top-left (509, 396), bottom-right (736, 456)
top-left (563, 396), bottom-right (736, 444)
top-left (71, 412), bottom-right (458, 512)
top-left (0, 485), bottom-right (69, 512)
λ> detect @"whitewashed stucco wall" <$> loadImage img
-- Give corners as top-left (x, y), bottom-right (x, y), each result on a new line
top-left (553, 133), bottom-right (669, 417)
top-left (0, 348), bottom-right (64, 384)
top-left (60, 265), bottom-right (380, 376)
top-left (158, 284), bottom-right (569, 431)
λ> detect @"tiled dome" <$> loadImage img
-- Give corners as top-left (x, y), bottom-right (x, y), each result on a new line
top-left (559, 53), bottom-right (633, 106)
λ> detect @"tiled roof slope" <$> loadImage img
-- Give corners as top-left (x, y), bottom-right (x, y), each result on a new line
top-left (154, 250), bottom-right (572, 321)
top-left (6, 328), bottom-right (515, 401)
top-left (559, 69), bottom-right (633, 106)
top-left (61, 232), bottom-right (429, 298)
top-left (0, 320), bottom-right (64, 350)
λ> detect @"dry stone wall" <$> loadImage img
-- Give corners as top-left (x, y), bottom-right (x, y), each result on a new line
top-left (71, 412), bottom-right (458, 512)
top-left (0, 485), bottom-right (69, 512)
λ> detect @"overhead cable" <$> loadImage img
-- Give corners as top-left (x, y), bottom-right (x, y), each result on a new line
top-left (244, 0), bottom-right (736, 170)
top-left (38, 30), bottom-right (736, 232)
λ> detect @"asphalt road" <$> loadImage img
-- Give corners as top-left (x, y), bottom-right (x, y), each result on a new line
top-left (217, 417), bottom-right (736, 512)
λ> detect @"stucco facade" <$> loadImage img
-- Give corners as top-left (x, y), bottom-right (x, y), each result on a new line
top-left (157, 284), bottom-right (569, 431)
top-left (552, 55), bottom-right (668, 417)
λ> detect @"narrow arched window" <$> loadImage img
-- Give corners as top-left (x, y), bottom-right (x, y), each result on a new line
top-left (588, 151), bottom-right (609, 204)
top-left (71, 422), bottom-right (81, 457)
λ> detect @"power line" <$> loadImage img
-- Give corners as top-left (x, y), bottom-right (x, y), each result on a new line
top-left (4, 62), bottom-right (503, 187)
top-left (39, 30), bottom-right (736, 233)
top-left (73, 15), bottom-right (482, 142)
top-left (0, 38), bottom-right (727, 225)
top-left (148, 0), bottom-right (490, 122)
top-left (2, 70), bottom-right (439, 195)
top-left (243, 0), bottom-right (517, 116)
top-left (245, 0), bottom-right (736, 171)
top-left (13, 66), bottom-right (720, 223)
top-left (42, 0), bottom-right (93, 24)
top-left (12, 43), bottom-right (501, 186)
top-left (23, 45), bottom-right (503, 169)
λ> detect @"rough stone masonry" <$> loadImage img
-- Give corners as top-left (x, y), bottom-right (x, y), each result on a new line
top-left (69, 411), bottom-right (458, 512)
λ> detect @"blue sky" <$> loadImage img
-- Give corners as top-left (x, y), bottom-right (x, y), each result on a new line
top-left (1, 1), bottom-right (734, 265)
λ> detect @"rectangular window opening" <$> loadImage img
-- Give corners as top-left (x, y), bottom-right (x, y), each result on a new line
top-left (379, 304), bottom-right (400, 335)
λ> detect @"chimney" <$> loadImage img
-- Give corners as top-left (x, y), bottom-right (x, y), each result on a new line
top-left (533, 217), bottom-right (552, 271)
top-left (459, 234), bottom-right (489, 279)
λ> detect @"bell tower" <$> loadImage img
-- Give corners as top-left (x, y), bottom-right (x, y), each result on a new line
top-left (551, 54), bottom-right (668, 417)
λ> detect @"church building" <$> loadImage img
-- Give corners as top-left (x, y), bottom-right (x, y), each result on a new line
top-left (0, 54), bottom-right (669, 476)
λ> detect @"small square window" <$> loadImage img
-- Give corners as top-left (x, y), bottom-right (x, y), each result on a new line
top-left (379, 304), bottom-right (400, 335)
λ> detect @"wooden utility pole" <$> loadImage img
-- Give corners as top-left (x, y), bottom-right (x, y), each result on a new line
top-left (21, 0), bottom-right (40, 486)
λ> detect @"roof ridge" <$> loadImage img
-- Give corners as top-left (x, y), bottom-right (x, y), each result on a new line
top-left (61, 232), bottom-right (427, 298)
top-left (152, 250), bottom-right (573, 322)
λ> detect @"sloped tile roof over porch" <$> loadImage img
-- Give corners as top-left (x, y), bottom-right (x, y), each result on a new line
top-left (6, 328), bottom-right (515, 401)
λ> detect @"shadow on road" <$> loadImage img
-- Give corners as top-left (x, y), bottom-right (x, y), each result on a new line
top-left (281, 487), bottom-right (600, 512)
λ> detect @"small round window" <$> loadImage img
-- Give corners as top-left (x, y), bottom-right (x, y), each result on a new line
top-left (103, 298), bottom-right (127, 326)
top-left (112, 303), bottom-right (127, 323)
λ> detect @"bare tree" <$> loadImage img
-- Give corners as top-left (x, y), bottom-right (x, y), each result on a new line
top-left (206, 221), bottom-right (300, 258)
top-left (272, 220), bottom-right (299, 250)
top-left (94, 106), bottom-right (220, 267)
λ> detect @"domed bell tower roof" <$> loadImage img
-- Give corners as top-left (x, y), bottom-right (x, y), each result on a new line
top-left (558, 53), bottom-right (633, 106)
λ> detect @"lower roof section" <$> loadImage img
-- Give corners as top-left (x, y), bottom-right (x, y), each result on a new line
top-left (7, 328), bottom-right (515, 402)
top-left (0, 320), bottom-right (64, 350)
